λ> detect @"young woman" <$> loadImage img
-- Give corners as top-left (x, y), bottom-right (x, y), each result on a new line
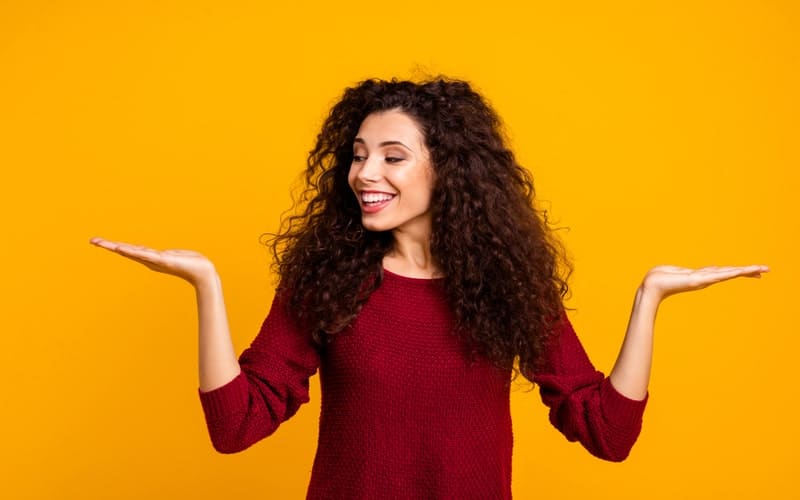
top-left (90, 77), bottom-right (767, 499)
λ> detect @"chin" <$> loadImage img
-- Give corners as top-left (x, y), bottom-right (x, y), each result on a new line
top-left (361, 217), bottom-right (394, 233)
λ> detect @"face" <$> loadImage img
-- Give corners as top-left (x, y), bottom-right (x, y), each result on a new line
top-left (348, 109), bottom-right (435, 235)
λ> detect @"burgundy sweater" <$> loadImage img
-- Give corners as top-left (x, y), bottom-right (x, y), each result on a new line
top-left (198, 269), bottom-right (648, 499)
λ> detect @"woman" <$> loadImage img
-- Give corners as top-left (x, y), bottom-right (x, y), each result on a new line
top-left (90, 77), bottom-right (767, 499)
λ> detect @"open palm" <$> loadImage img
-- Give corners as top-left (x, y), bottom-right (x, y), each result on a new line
top-left (89, 237), bottom-right (216, 286)
top-left (642, 264), bottom-right (769, 301)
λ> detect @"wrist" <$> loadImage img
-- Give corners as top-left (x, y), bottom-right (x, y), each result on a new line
top-left (192, 266), bottom-right (220, 291)
top-left (636, 282), bottom-right (664, 309)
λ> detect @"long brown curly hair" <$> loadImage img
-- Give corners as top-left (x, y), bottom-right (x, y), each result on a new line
top-left (264, 76), bottom-right (572, 382)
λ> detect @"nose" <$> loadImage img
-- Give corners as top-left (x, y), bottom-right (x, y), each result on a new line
top-left (355, 155), bottom-right (383, 183)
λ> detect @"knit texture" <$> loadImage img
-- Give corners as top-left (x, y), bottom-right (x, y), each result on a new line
top-left (198, 269), bottom-right (648, 499)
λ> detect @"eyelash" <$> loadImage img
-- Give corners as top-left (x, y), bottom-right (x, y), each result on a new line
top-left (352, 155), bottom-right (404, 163)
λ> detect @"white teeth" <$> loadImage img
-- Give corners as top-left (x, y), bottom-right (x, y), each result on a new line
top-left (361, 193), bottom-right (395, 203)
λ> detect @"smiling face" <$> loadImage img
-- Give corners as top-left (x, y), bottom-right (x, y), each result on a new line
top-left (348, 109), bottom-right (436, 237)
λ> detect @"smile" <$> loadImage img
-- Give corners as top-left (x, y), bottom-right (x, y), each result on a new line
top-left (359, 192), bottom-right (396, 213)
top-left (361, 192), bottom-right (395, 203)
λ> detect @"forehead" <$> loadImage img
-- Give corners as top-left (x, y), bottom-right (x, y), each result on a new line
top-left (355, 109), bottom-right (424, 144)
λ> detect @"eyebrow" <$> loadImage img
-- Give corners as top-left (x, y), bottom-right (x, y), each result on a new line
top-left (353, 138), bottom-right (413, 151)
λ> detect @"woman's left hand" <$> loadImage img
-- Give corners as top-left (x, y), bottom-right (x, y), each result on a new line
top-left (641, 264), bottom-right (769, 302)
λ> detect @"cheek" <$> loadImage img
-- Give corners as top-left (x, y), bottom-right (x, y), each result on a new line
top-left (409, 175), bottom-right (435, 208)
top-left (419, 169), bottom-right (436, 200)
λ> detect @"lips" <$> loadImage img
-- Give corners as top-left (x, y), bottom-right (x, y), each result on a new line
top-left (359, 191), bottom-right (396, 214)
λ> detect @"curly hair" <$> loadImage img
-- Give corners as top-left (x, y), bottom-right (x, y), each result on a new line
top-left (263, 76), bottom-right (572, 382)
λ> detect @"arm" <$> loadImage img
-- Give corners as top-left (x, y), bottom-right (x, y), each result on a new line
top-left (609, 264), bottom-right (769, 400)
top-left (89, 237), bottom-right (320, 453)
top-left (195, 271), bottom-right (240, 392)
top-left (534, 264), bottom-right (768, 461)
top-left (89, 237), bottom-right (240, 392)
top-left (533, 316), bottom-right (647, 462)
top-left (607, 285), bottom-right (657, 401)
top-left (197, 291), bottom-right (320, 453)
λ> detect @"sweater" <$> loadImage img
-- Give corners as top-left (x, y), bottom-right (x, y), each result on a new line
top-left (198, 269), bottom-right (648, 499)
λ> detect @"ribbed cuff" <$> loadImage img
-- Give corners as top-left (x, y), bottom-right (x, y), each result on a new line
top-left (600, 377), bottom-right (648, 429)
top-left (198, 370), bottom-right (249, 422)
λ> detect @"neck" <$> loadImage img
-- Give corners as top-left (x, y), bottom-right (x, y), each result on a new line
top-left (384, 223), bottom-right (439, 278)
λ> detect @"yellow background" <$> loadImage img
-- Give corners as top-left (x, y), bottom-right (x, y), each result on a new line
top-left (1, 1), bottom-right (797, 498)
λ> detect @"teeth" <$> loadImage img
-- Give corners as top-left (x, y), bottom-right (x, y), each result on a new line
top-left (361, 193), bottom-right (395, 203)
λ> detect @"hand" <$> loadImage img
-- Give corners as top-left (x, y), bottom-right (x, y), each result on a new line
top-left (641, 264), bottom-right (769, 302)
top-left (89, 237), bottom-right (217, 287)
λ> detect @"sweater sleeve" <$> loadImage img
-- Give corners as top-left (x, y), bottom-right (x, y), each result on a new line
top-left (531, 314), bottom-right (648, 462)
top-left (197, 292), bottom-right (321, 454)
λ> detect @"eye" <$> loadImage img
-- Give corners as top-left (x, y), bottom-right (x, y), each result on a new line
top-left (385, 157), bottom-right (405, 164)
top-left (352, 154), bottom-right (366, 163)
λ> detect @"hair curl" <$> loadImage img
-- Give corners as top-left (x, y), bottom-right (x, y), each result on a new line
top-left (263, 76), bottom-right (572, 382)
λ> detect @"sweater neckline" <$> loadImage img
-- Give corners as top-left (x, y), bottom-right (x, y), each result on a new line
top-left (382, 267), bottom-right (445, 284)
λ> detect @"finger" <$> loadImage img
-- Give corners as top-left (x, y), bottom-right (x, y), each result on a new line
top-left (114, 244), bottom-right (161, 260)
top-left (697, 267), bottom-right (765, 285)
top-left (90, 237), bottom-right (144, 252)
top-left (710, 268), bottom-right (748, 278)
top-left (707, 266), bottom-right (737, 275)
top-left (705, 265), bottom-right (768, 277)
top-left (685, 269), bottom-right (741, 288)
top-left (696, 266), bottom-right (723, 273)
top-left (89, 237), bottom-right (121, 251)
top-left (693, 267), bottom-right (735, 278)
top-left (742, 264), bottom-right (770, 273)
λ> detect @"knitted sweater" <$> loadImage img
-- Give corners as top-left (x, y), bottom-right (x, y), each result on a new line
top-left (198, 269), bottom-right (648, 499)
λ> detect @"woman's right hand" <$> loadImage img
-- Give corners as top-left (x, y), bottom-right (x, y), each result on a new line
top-left (89, 237), bottom-right (217, 287)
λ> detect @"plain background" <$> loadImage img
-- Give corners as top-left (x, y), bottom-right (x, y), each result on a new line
top-left (1, 1), bottom-right (797, 498)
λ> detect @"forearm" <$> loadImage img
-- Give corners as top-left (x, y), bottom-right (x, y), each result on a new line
top-left (195, 271), bottom-right (241, 392)
top-left (608, 285), bottom-right (662, 400)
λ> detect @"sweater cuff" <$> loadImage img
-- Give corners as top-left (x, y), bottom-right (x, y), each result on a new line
top-left (600, 377), bottom-right (648, 429)
top-left (198, 370), bottom-right (249, 422)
